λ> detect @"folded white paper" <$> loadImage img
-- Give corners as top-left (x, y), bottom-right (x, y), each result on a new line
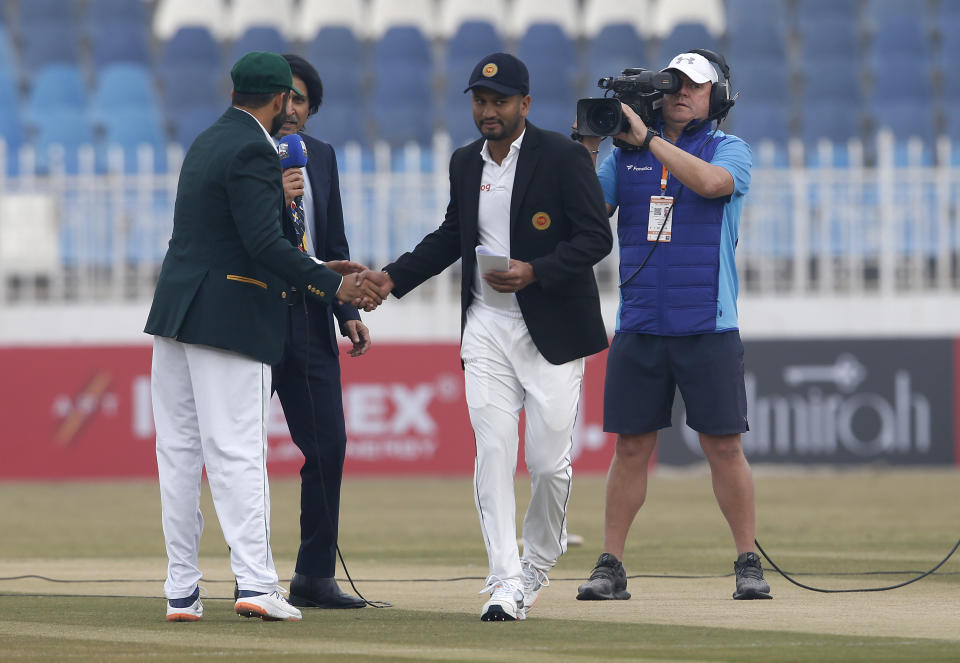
top-left (475, 245), bottom-right (514, 309)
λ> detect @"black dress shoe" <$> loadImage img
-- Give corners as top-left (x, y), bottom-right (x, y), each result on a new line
top-left (289, 573), bottom-right (366, 609)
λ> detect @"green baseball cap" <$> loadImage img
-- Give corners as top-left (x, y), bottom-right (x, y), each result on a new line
top-left (230, 51), bottom-right (304, 96)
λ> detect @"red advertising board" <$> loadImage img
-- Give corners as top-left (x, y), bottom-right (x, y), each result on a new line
top-left (0, 344), bottom-right (618, 479)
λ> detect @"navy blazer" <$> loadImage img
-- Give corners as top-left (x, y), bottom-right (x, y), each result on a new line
top-left (295, 133), bottom-right (361, 356)
top-left (385, 122), bottom-right (613, 365)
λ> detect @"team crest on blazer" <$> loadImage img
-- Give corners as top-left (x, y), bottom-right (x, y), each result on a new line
top-left (482, 63), bottom-right (498, 77)
top-left (532, 212), bottom-right (551, 230)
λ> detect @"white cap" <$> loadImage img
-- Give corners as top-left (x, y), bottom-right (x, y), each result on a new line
top-left (662, 52), bottom-right (718, 85)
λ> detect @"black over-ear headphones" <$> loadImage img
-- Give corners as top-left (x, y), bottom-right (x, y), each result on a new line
top-left (686, 48), bottom-right (735, 122)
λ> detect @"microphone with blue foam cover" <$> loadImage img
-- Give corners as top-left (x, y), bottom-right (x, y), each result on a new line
top-left (277, 134), bottom-right (309, 251)
top-left (278, 133), bottom-right (308, 170)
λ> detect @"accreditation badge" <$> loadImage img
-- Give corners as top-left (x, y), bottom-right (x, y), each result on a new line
top-left (647, 195), bottom-right (674, 242)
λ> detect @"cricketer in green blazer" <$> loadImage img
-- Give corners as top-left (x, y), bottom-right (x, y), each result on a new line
top-left (145, 106), bottom-right (345, 365)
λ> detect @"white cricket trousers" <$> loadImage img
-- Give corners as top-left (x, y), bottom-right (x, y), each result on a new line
top-left (460, 303), bottom-right (585, 583)
top-left (151, 336), bottom-right (279, 599)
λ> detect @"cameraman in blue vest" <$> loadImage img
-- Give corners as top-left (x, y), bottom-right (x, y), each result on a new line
top-left (575, 51), bottom-right (771, 601)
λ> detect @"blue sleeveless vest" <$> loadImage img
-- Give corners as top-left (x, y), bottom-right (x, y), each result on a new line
top-left (616, 124), bottom-right (729, 335)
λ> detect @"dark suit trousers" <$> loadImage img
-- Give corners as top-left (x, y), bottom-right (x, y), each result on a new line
top-left (272, 299), bottom-right (346, 578)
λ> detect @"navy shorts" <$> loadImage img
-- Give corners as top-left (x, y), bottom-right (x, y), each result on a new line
top-left (603, 331), bottom-right (749, 436)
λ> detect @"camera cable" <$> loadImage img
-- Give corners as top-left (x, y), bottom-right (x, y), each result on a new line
top-left (754, 537), bottom-right (960, 593)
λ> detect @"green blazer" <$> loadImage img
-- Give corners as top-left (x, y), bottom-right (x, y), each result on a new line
top-left (145, 107), bottom-right (343, 364)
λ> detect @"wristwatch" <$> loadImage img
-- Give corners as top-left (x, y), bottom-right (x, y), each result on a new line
top-left (641, 129), bottom-right (657, 149)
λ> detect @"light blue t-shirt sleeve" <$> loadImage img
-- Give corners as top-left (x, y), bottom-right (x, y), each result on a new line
top-left (711, 133), bottom-right (752, 196)
top-left (597, 149), bottom-right (619, 208)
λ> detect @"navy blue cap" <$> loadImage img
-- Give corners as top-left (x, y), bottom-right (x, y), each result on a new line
top-left (464, 52), bottom-right (529, 96)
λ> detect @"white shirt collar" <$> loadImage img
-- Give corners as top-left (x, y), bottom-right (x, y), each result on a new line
top-left (480, 128), bottom-right (526, 165)
top-left (234, 107), bottom-right (277, 148)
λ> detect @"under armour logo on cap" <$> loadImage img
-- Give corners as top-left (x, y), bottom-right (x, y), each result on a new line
top-left (663, 52), bottom-right (719, 85)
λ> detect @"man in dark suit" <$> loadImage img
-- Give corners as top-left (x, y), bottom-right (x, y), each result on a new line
top-left (271, 53), bottom-right (368, 609)
top-left (146, 52), bottom-right (371, 623)
top-left (362, 53), bottom-right (612, 621)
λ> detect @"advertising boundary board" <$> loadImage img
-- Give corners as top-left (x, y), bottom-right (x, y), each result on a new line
top-left (0, 338), bottom-right (955, 479)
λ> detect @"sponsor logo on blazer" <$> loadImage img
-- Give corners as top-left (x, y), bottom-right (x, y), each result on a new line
top-left (532, 212), bottom-right (551, 230)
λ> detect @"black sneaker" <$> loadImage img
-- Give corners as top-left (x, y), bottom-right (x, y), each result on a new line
top-left (733, 552), bottom-right (772, 599)
top-left (576, 553), bottom-right (631, 600)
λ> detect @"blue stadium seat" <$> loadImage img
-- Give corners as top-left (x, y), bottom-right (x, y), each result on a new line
top-left (159, 27), bottom-right (220, 70)
top-left (798, 20), bottom-right (859, 62)
top-left (92, 23), bottom-right (151, 67)
top-left (725, 0), bottom-right (786, 30)
top-left (864, 0), bottom-right (922, 24)
top-left (582, 24), bottom-right (647, 97)
top-left (315, 100), bottom-right (365, 150)
top-left (444, 96), bottom-right (479, 148)
top-left (518, 23), bottom-right (576, 67)
top-left (229, 26), bottom-right (291, 63)
top-left (91, 64), bottom-right (161, 126)
top-left (306, 26), bottom-right (366, 110)
top-left (801, 57), bottom-right (861, 102)
top-left (102, 108), bottom-right (168, 173)
top-left (306, 26), bottom-right (365, 67)
top-left (19, 0), bottom-right (80, 27)
top-left (0, 26), bottom-right (16, 73)
top-left (726, 22), bottom-right (787, 66)
top-left (801, 100), bottom-right (863, 145)
top-left (727, 100), bottom-right (790, 146)
top-left (25, 64), bottom-right (87, 118)
top-left (370, 68), bottom-right (433, 147)
top-left (729, 60), bottom-right (790, 105)
top-left (20, 23), bottom-right (81, 73)
top-left (89, 0), bottom-right (148, 25)
top-left (172, 105), bottom-right (223, 147)
top-left (447, 20), bottom-right (504, 68)
top-left (374, 26), bottom-right (431, 72)
top-left (0, 67), bottom-right (19, 113)
top-left (870, 60), bottom-right (932, 102)
top-left (941, 31), bottom-right (960, 101)
top-left (656, 22), bottom-right (718, 67)
top-left (369, 27), bottom-right (434, 146)
top-left (518, 23), bottom-right (577, 103)
top-left (32, 109), bottom-right (95, 174)
top-left (529, 100), bottom-right (575, 136)
top-left (160, 66), bottom-right (224, 110)
top-left (869, 14), bottom-right (931, 65)
top-left (796, 0), bottom-right (857, 24)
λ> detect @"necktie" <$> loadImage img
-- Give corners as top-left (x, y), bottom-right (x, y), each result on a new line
top-left (289, 199), bottom-right (308, 253)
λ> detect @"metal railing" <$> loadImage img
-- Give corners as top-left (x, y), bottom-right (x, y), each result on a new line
top-left (1, 132), bottom-right (958, 306)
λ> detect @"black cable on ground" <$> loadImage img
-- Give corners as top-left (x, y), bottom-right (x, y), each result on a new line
top-left (754, 537), bottom-right (960, 593)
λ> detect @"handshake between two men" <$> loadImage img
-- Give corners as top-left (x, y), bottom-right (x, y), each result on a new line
top-left (328, 258), bottom-right (539, 312)
top-left (325, 261), bottom-right (392, 312)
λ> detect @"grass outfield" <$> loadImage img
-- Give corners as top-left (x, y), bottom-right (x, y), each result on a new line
top-left (0, 470), bottom-right (958, 661)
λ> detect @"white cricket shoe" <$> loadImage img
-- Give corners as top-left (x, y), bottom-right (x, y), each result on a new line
top-left (235, 589), bottom-right (303, 622)
top-left (478, 576), bottom-right (525, 621)
top-left (166, 596), bottom-right (203, 622)
top-left (521, 561), bottom-right (550, 612)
